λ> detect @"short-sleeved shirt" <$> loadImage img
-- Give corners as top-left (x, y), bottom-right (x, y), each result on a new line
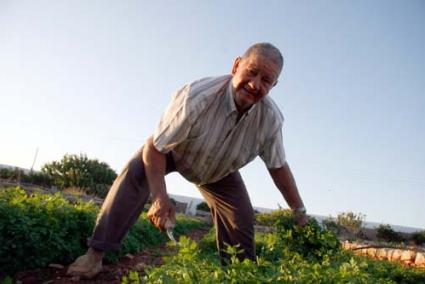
top-left (153, 75), bottom-right (286, 185)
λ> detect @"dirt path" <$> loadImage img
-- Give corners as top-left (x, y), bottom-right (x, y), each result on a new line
top-left (14, 227), bottom-right (210, 284)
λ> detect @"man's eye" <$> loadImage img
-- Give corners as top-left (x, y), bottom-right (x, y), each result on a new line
top-left (263, 78), bottom-right (272, 84)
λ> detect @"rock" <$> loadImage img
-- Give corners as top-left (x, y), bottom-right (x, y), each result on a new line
top-left (254, 225), bottom-right (273, 233)
top-left (341, 241), bottom-right (351, 250)
top-left (386, 249), bottom-right (394, 260)
top-left (401, 250), bottom-right (416, 262)
top-left (48, 263), bottom-right (64, 269)
top-left (391, 249), bottom-right (402, 261)
top-left (135, 262), bottom-right (147, 271)
top-left (376, 249), bottom-right (387, 260)
top-left (367, 248), bottom-right (377, 257)
top-left (124, 253), bottom-right (134, 259)
top-left (415, 252), bottom-right (425, 267)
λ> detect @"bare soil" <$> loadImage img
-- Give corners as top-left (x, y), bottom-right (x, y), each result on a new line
top-left (14, 228), bottom-right (210, 284)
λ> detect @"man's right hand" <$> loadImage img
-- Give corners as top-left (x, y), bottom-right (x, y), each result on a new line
top-left (147, 196), bottom-right (176, 231)
top-left (143, 136), bottom-right (175, 231)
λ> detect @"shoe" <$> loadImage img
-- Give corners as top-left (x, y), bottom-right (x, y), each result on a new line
top-left (67, 249), bottom-right (103, 279)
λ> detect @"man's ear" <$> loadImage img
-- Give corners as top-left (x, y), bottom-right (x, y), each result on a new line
top-left (231, 57), bottom-right (242, 75)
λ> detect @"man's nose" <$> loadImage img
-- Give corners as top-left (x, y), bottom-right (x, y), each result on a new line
top-left (248, 76), bottom-right (261, 92)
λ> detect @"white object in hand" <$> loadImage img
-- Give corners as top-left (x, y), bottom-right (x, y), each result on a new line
top-left (165, 218), bottom-right (177, 244)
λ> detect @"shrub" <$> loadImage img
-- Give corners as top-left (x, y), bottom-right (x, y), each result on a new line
top-left (41, 153), bottom-right (117, 198)
top-left (0, 187), bottom-right (206, 276)
top-left (411, 230), bottom-right (425, 245)
top-left (196, 201), bottom-right (210, 212)
top-left (336, 211), bottom-right (365, 235)
top-left (255, 208), bottom-right (293, 226)
top-left (0, 187), bottom-right (97, 276)
top-left (21, 171), bottom-right (53, 187)
top-left (376, 224), bottom-right (404, 243)
top-left (322, 216), bottom-right (340, 234)
top-left (0, 168), bottom-right (52, 188)
top-left (125, 212), bottom-right (425, 284)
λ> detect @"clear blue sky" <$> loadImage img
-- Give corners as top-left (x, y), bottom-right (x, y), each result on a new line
top-left (1, 0), bottom-right (424, 228)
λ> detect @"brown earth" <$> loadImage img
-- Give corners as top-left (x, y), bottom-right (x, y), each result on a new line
top-left (14, 227), bottom-right (210, 284)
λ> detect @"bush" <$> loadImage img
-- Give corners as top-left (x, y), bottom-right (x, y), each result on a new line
top-left (411, 230), bottom-right (425, 245)
top-left (0, 168), bottom-right (53, 188)
top-left (41, 153), bottom-right (117, 198)
top-left (21, 171), bottom-right (53, 187)
top-left (322, 216), bottom-right (340, 234)
top-left (336, 211), bottom-right (365, 235)
top-left (255, 208), bottom-right (293, 226)
top-left (376, 224), bottom-right (404, 243)
top-left (196, 201), bottom-right (209, 212)
top-left (125, 210), bottom-right (425, 284)
top-left (0, 187), bottom-right (207, 276)
top-left (0, 187), bottom-right (97, 276)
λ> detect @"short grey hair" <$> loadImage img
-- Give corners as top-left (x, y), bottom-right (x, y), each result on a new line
top-left (242, 42), bottom-right (284, 73)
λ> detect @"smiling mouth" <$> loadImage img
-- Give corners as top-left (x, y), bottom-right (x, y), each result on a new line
top-left (243, 87), bottom-right (258, 98)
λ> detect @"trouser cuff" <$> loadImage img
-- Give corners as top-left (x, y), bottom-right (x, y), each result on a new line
top-left (87, 237), bottom-right (121, 251)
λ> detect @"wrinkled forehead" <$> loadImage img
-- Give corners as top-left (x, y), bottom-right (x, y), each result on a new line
top-left (243, 53), bottom-right (282, 79)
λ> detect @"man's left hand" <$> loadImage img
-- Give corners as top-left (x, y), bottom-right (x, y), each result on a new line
top-left (294, 213), bottom-right (308, 227)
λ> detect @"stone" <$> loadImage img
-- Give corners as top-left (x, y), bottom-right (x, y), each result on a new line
top-left (391, 249), bottom-right (402, 261)
top-left (48, 263), bottom-right (64, 269)
top-left (376, 249), bottom-right (387, 260)
top-left (401, 250), bottom-right (416, 262)
top-left (414, 252), bottom-right (425, 267)
top-left (367, 248), bottom-right (377, 257)
top-left (135, 262), bottom-right (147, 271)
top-left (342, 241), bottom-right (352, 250)
top-left (124, 253), bottom-right (134, 260)
top-left (386, 249), bottom-right (394, 260)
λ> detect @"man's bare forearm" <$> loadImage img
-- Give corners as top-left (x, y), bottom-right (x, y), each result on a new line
top-left (142, 136), bottom-right (168, 199)
top-left (268, 162), bottom-right (305, 211)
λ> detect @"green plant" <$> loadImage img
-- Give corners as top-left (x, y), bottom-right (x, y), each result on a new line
top-left (411, 230), bottom-right (425, 245)
top-left (376, 224), bottom-right (404, 243)
top-left (322, 216), bottom-right (340, 234)
top-left (0, 167), bottom-right (52, 187)
top-left (196, 201), bottom-right (209, 212)
top-left (124, 213), bottom-right (425, 284)
top-left (0, 187), bottom-right (206, 276)
top-left (336, 211), bottom-right (365, 235)
top-left (255, 208), bottom-right (293, 226)
top-left (41, 153), bottom-right (117, 197)
top-left (0, 187), bottom-right (97, 276)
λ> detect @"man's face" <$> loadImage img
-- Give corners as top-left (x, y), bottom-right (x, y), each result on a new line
top-left (231, 54), bottom-right (280, 113)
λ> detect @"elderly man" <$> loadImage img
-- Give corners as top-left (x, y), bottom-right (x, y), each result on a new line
top-left (67, 42), bottom-right (307, 278)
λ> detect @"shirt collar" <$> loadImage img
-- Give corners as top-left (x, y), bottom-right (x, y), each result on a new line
top-left (225, 79), bottom-right (260, 118)
top-left (225, 80), bottom-right (238, 117)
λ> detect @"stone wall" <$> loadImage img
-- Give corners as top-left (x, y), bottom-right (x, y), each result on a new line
top-left (342, 241), bottom-right (425, 268)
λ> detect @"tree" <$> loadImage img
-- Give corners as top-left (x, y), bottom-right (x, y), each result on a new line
top-left (376, 224), bottom-right (404, 243)
top-left (196, 201), bottom-right (210, 212)
top-left (336, 211), bottom-right (365, 235)
top-left (41, 153), bottom-right (117, 197)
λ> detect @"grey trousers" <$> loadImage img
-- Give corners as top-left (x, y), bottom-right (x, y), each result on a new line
top-left (88, 147), bottom-right (255, 261)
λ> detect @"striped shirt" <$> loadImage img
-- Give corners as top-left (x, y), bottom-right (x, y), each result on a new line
top-left (153, 75), bottom-right (286, 185)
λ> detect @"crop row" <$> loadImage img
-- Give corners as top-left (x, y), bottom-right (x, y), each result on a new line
top-left (125, 211), bottom-right (425, 283)
top-left (0, 187), bottom-right (205, 277)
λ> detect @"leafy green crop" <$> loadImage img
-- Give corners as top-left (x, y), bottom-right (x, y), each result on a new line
top-left (0, 187), bottom-right (206, 277)
top-left (124, 210), bottom-right (425, 284)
